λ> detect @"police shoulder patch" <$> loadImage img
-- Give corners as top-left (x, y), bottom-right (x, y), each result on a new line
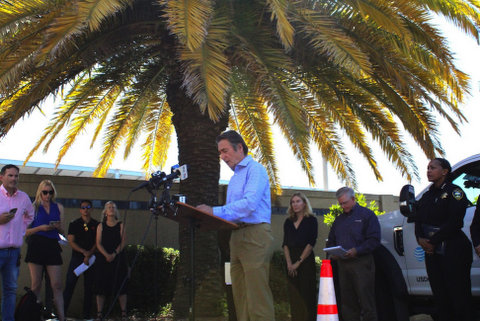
top-left (452, 188), bottom-right (464, 200)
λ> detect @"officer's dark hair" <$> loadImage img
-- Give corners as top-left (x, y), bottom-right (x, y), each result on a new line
top-left (432, 158), bottom-right (452, 174)
top-left (1, 164), bottom-right (20, 175)
top-left (216, 130), bottom-right (248, 155)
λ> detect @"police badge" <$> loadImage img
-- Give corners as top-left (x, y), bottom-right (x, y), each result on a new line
top-left (452, 188), bottom-right (464, 200)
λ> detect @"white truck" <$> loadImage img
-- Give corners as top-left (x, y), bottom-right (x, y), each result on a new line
top-left (376, 154), bottom-right (480, 320)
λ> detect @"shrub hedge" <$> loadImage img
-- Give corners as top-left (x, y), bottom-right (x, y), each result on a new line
top-left (125, 246), bottom-right (320, 319)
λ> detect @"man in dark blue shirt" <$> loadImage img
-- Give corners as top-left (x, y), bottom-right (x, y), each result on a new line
top-left (326, 187), bottom-right (380, 321)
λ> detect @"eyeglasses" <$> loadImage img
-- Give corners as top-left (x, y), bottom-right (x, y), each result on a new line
top-left (41, 190), bottom-right (54, 195)
top-left (80, 205), bottom-right (92, 210)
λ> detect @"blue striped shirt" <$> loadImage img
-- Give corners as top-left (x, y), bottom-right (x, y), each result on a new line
top-left (213, 155), bottom-right (271, 224)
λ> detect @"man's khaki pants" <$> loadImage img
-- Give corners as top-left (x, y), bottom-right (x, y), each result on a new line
top-left (230, 223), bottom-right (275, 321)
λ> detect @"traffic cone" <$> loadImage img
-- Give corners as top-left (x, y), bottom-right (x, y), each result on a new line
top-left (317, 259), bottom-right (339, 321)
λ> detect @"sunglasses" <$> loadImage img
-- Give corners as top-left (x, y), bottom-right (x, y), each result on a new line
top-left (80, 205), bottom-right (92, 210)
top-left (41, 190), bottom-right (54, 195)
top-left (83, 222), bottom-right (89, 231)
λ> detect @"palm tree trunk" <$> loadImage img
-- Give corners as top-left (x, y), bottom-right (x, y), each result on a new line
top-left (167, 74), bottom-right (229, 319)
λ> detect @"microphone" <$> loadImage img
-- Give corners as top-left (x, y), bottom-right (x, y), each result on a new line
top-left (169, 164), bottom-right (188, 180)
top-left (177, 164), bottom-right (188, 180)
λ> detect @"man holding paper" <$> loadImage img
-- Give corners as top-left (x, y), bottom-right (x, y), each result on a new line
top-left (326, 187), bottom-right (380, 321)
top-left (63, 200), bottom-right (99, 320)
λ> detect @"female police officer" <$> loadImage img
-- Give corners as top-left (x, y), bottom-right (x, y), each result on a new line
top-left (415, 158), bottom-right (473, 321)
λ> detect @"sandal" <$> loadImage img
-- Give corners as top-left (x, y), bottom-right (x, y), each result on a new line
top-left (95, 311), bottom-right (103, 321)
top-left (121, 310), bottom-right (128, 321)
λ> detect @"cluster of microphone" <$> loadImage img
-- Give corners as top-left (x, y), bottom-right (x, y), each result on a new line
top-left (131, 164), bottom-right (188, 192)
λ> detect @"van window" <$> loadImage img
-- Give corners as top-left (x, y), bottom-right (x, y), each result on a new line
top-left (451, 160), bottom-right (480, 205)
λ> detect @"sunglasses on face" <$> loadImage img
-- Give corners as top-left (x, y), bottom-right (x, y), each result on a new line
top-left (41, 190), bottom-right (54, 195)
top-left (80, 205), bottom-right (92, 210)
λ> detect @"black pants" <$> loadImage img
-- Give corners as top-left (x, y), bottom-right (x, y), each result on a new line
top-left (425, 234), bottom-right (473, 321)
top-left (286, 249), bottom-right (317, 321)
top-left (63, 255), bottom-right (95, 319)
top-left (337, 254), bottom-right (377, 321)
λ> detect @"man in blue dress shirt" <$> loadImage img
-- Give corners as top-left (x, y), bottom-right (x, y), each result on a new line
top-left (197, 130), bottom-right (275, 321)
top-left (326, 187), bottom-right (381, 321)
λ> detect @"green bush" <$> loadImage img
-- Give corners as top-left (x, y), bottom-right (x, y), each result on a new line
top-left (122, 247), bottom-right (321, 319)
top-left (125, 245), bottom-right (179, 315)
top-left (269, 250), bottom-right (290, 319)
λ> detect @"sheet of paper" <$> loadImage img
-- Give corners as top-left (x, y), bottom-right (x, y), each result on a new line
top-left (224, 262), bottom-right (232, 285)
top-left (74, 255), bottom-right (96, 277)
top-left (323, 246), bottom-right (348, 257)
top-left (58, 234), bottom-right (69, 246)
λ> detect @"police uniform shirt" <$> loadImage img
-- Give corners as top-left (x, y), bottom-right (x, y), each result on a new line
top-left (415, 182), bottom-right (469, 245)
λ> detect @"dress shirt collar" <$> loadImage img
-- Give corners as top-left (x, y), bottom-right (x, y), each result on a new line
top-left (235, 155), bottom-right (252, 171)
top-left (0, 184), bottom-right (18, 197)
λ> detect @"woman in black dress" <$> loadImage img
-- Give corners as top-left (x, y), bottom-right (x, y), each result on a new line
top-left (95, 201), bottom-right (128, 320)
top-left (283, 192), bottom-right (318, 321)
top-left (415, 158), bottom-right (473, 321)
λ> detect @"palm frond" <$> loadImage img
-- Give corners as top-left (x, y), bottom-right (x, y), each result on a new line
top-left (420, 0), bottom-right (480, 40)
top-left (293, 8), bottom-right (372, 76)
top-left (181, 13), bottom-right (231, 121)
top-left (141, 96), bottom-right (173, 174)
top-left (266, 0), bottom-right (294, 49)
top-left (342, 0), bottom-right (411, 38)
top-left (162, 0), bottom-right (214, 51)
top-left (78, 0), bottom-right (132, 32)
top-left (229, 70), bottom-right (281, 192)
top-left (93, 103), bottom-right (133, 177)
top-left (56, 84), bottom-right (123, 166)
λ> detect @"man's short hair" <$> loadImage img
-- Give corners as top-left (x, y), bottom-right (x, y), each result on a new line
top-left (336, 186), bottom-right (355, 199)
top-left (80, 199), bottom-right (92, 207)
top-left (1, 164), bottom-right (20, 175)
top-left (216, 130), bottom-right (248, 155)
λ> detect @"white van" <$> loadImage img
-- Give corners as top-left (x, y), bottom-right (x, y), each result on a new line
top-left (376, 154), bottom-right (480, 319)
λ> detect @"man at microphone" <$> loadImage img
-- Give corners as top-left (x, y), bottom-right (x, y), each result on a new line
top-left (197, 130), bottom-right (274, 321)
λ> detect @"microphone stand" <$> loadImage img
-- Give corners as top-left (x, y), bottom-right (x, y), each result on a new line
top-left (147, 181), bottom-right (174, 319)
top-left (142, 175), bottom-right (197, 321)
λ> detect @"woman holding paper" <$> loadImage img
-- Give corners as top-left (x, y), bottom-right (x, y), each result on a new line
top-left (414, 158), bottom-right (473, 321)
top-left (95, 201), bottom-right (128, 320)
top-left (25, 180), bottom-right (66, 321)
top-left (282, 192), bottom-right (318, 321)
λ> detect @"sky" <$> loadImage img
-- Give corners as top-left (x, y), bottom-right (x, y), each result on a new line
top-left (0, 17), bottom-right (479, 197)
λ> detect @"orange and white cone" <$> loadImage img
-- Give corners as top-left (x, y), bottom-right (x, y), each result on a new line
top-left (317, 259), bottom-right (339, 321)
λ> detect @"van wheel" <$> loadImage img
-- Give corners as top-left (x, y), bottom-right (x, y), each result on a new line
top-left (374, 245), bottom-right (410, 321)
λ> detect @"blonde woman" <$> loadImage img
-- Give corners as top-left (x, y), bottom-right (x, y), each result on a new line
top-left (25, 180), bottom-right (65, 321)
top-left (95, 201), bottom-right (128, 320)
top-left (282, 192), bottom-right (318, 321)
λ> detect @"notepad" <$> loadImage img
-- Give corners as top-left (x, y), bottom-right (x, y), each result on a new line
top-left (323, 246), bottom-right (348, 257)
top-left (74, 255), bottom-right (96, 276)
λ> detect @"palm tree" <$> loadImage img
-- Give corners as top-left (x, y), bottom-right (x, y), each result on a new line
top-left (1, 0), bottom-right (479, 318)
